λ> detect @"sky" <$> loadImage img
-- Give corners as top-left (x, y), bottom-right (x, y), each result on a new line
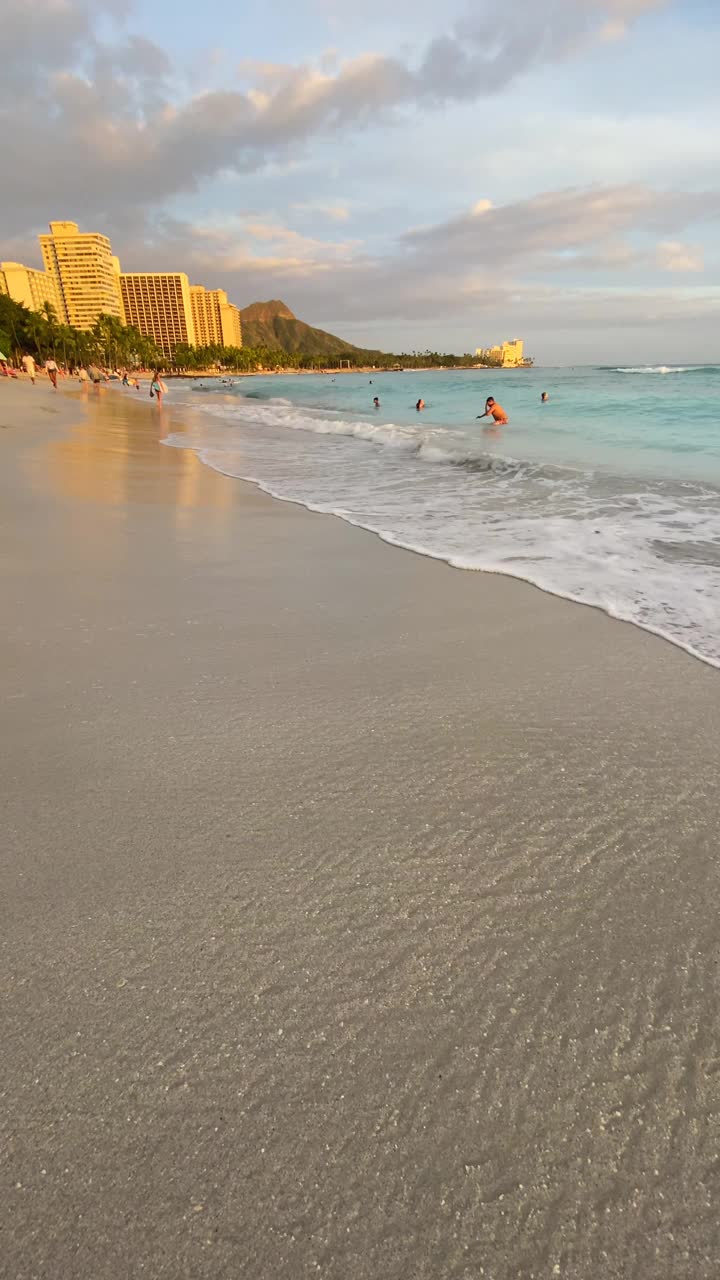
top-left (2, 0), bottom-right (720, 362)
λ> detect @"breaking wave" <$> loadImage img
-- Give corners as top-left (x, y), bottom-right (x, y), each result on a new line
top-left (612, 365), bottom-right (720, 375)
top-left (162, 386), bottom-right (720, 671)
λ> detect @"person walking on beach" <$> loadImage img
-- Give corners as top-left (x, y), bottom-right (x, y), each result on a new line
top-left (22, 354), bottom-right (36, 384)
top-left (150, 370), bottom-right (168, 407)
top-left (45, 358), bottom-right (58, 390)
top-left (477, 396), bottom-right (508, 425)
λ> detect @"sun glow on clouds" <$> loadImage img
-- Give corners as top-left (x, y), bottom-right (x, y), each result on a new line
top-left (2, 0), bottom-right (716, 358)
top-left (168, 211), bottom-right (362, 278)
top-left (656, 240), bottom-right (704, 273)
top-left (292, 202), bottom-right (351, 221)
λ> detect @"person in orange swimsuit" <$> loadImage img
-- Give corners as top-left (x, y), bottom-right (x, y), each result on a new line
top-left (477, 396), bottom-right (508, 424)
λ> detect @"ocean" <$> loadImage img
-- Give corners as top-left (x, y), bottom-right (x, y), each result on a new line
top-left (162, 366), bottom-right (720, 668)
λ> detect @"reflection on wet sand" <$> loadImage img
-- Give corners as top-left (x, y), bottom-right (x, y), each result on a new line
top-left (40, 392), bottom-right (235, 519)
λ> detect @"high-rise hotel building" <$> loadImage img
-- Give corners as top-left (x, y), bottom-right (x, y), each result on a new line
top-left (39, 221), bottom-right (124, 329)
top-left (119, 273), bottom-right (197, 358)
top-left (6, 219), bottom-right (244, 359)
top-left (190, 286), bottom-right (243, 349)
top-left (0, 261), bottom-right (62, 315)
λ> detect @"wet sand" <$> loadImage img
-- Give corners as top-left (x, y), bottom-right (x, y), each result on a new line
top-left (2, 381), bottom-right (720, 1279)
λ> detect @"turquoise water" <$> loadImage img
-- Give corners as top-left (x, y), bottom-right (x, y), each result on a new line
top-left (163, 366), bottom-right (720, 667)
top-left (237, 366), bottom-right (720, 482)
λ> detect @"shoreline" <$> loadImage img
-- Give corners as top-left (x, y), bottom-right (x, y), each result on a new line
top-left (162, 382), bottom-right (719, 672)
top-left (4, 379), bottom-right (720, 1279)
top-left (170, 365), bottom-right (531, 379)
top-left (171, 436), bottom-right (720, 672)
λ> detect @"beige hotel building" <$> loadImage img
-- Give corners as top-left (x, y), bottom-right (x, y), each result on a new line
top-left (190, 286), bottom-right (243, 349)
top-left (119, 272), bottom-right (197, 358)
top-left (3, 220), bottom-right (244, 358)
top-left (0, 260), bottom-right (62, 315)
top-left (39, 221), bottom-right (124, 329)
top-left (120, 278), bottom-right (243, 358)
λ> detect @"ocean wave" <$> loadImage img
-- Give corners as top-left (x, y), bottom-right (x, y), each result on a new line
top-left (190, 395), bottom-right (590, 481)
top-left (162, 380), bottom-right (720, 670)
top-left (612, 365), bottom-right (720, 375)
top-left (164, 433), bottom-right (720, 671)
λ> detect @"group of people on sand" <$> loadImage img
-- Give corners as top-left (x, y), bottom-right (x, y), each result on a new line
top-left (18, 354), bottom-right (59, 388)
top-left (104, 367), bottom-right (168, 404)
top-left (5, 356), bottom-right (169, 407)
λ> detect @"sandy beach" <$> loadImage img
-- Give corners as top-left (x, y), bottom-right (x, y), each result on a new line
top-left (3, 379), bottom-right (720, 1279)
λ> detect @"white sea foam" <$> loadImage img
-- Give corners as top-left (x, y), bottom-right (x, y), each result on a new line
top-left (164, 388), bottom-right (720, 670)
top-left (614, 365), bottom-right (694, 374)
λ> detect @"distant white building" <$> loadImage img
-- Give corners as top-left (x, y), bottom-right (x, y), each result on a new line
top-left (475, 339), bottom-right (533, 367)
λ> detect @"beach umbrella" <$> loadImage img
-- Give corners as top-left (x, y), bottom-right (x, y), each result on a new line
top-left (0, 351), bottom-right (7, 360)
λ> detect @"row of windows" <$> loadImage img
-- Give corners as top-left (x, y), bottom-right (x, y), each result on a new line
top-left (123, 309), bottom-right (190, 324)
top-left (122, 292), bottom-right (187, 302)
top-left (124, 325), bottom-right (191, 339)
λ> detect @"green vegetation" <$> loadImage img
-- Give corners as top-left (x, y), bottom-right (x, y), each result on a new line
top-left (171, 343), bottom-right (332, 372)
top-left (0, 294), bottom-right (162, 369)
top-left (233, 300), bottom-right (490, 369)
top-left (0, 291), bottom-right (499, 374)
top-left (172, 345), bottom-right (489, 372)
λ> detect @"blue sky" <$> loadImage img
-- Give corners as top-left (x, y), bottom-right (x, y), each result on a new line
top-left (2, 0), bottom-right (720, 361)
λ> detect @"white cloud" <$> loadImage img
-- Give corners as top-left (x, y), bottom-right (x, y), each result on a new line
top-left (656, 240), bottom-right (704, 273)
top-left (291, 202), bottom-right (351, 221)
top-left (0, 0), bottom-right (667, 231)
top-left (403, 186), bottom-right (720, 275)
top-left (85, 181), bottom-right (717, 335)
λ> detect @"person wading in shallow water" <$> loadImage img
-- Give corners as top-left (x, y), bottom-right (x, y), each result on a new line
top-left (150, 371), bottom-right (168, 407)
top-left (477, 396), bottom-right (508, 425)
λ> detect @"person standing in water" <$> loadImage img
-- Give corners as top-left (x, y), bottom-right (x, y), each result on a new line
top-left (150, 370), bottom-right (168, 406)
top-left (477, 396), bottom-right (508, 425)
top-left (373, 397), bottom-right (380, 409)
top-left (416, 398), bottom-right (425, 411)
top-left (541, 392), bottom-right (548, 403)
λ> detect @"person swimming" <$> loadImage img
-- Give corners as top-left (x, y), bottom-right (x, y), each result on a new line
top-left (541, 392), bottom-right (548, 403)
top-left (373, 397), bottom-right (380, 408)
top-left (477, 396), bottom-right (508, 424)
top-left (416, 399), bottom-right (425, 411)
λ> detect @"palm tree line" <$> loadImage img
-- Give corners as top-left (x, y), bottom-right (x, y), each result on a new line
top-left (1, 294), bottom-right (494, 373)
top-left (0, 296), bottom-right (164, 370)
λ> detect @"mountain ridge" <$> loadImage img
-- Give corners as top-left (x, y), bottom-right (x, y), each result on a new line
top-left (238, 299), bottom-right (363, 356)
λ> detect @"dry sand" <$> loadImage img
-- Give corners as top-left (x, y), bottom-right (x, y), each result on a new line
top-left (2, 380), bottom-right (720, 1280)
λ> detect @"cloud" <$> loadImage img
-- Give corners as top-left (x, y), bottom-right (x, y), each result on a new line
top-left (80, 181), bottom-right (715, 338)
top-left (0, 0), bottom-right (666, 231)
top-left (113, 211), bottom-right (362, 285)
top-left (401, 185), bottom-right (720, 275)
top-left (655, 240), bottom-right (704, 273)
top-left (291, 202), bottom-right (351, 221)
top-left (599, 0), bottom-right (666, 39)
